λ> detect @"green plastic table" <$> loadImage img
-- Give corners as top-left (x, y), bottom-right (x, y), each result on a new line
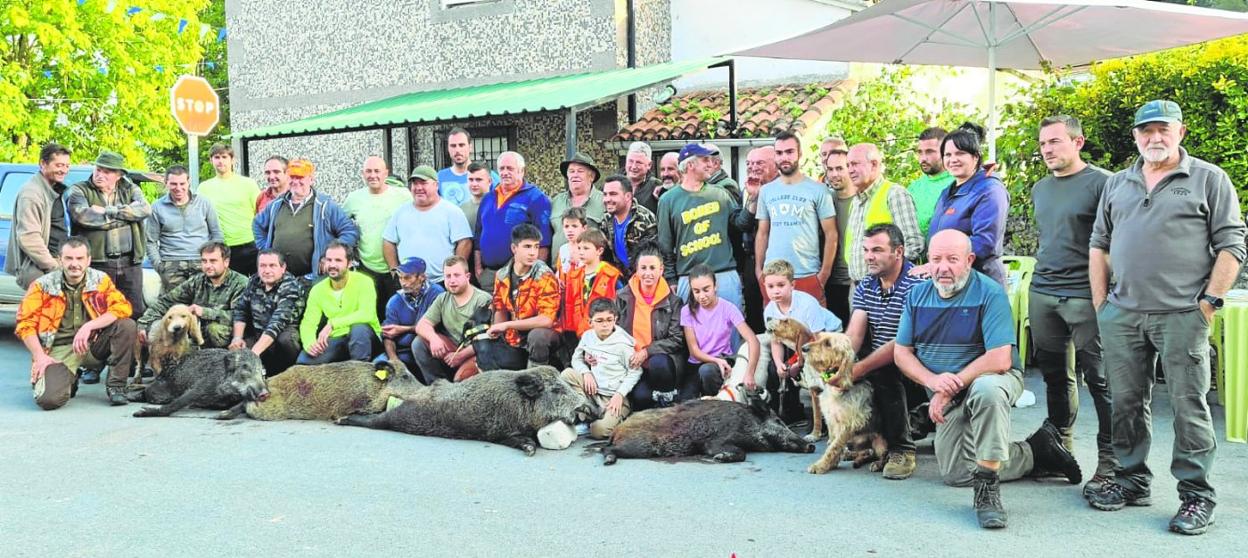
top-left (1222, 297), bottom-right (1248, 443)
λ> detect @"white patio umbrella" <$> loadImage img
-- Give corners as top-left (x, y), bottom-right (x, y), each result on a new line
top-left (735, 0), bottom-right (1248, 160)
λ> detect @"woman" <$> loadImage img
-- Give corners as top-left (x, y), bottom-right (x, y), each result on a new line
top-left (918, 122), bottom-right (1010, 286)
top-left (681, 264), bottom-right (760, 397)
top-left (549, 153), bottom-right (606, 260)
top-left (616, 245), bottom-right (689, 410)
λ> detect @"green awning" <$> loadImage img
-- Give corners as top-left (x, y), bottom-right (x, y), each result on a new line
top-left (235, 57), bottom-right (728, 140)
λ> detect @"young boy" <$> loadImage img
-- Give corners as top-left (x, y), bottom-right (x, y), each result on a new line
top-left (558, 228), bottom-right (623, 338)
top-left (762, 259), bottom-right (843, 422)
top-left (561, 297), bottom-right (641, 439)
top-left (555, 207), bottom-right (589, 274)
top-left (482, 224), bottom-right (562, 370)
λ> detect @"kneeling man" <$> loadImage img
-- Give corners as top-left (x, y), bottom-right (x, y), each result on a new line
top-left (298, 241), bottom-right (381, 364)
top-left (138, 242), bottom-right (247, 349)
top-left (894, 230), bottom-right (1080, 529)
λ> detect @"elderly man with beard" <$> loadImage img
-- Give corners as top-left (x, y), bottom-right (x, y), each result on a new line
top-left (297, 241), bottom-right (381, 365)
top-left (895, 229), bottom-right (1081, 529)
top-left (138, 242), bottom-right (247, 350)
top-left (1087, 101), bottom-right (1246, 536)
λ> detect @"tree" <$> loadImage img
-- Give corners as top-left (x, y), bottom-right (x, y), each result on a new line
top-left (1, 0), bottom-right (212, 168)
top-left (150, 0), bottom-right (228, 178)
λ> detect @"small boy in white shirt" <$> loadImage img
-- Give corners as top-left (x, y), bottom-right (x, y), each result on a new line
top-left (561, 298), bottom-right (641, 439)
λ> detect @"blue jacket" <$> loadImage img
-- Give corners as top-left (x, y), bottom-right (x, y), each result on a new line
top-left (475, 182), bottom-right (552, 268)
top-left (928, 169), bottom-right (1008, 285)
top-left (383, 282), bottom-right (445, 351)
top-left (253, 190), bottom-right (360, 281)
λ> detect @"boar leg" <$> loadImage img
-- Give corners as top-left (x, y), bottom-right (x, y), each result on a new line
top-left (498, 435), bottom-right (538, 456)
top-left (706, 443), bottom-right (746, 463)
top-left (133, 386), bottom-right (205, 417)
top-left (335, 412), bottom-right (386, 429)
top-left (215, 402), bottom-right (247, 420)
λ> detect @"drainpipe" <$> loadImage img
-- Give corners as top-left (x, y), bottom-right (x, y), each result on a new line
top-left (626, 0), bottom-right (637, 123)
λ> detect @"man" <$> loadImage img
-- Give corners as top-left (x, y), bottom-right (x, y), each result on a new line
top-left (907, 127), bottom-right (953, 238)
top-left (657, 152), bottom-right (680, 188)
top-left (657, 143), bottom-right (748, 309)
top-left (845, 143), bottom-right (924, 285)
top-left (483, 224), bottom-right (561, 369)
top-left (846, 224), bottom-right (924, 480)
top-left (737, 146), bottom-right (776, 333)
top-left (704, 143), bottom-right (742, 203)
top-left (624, 142), bottom-right (663, 214)
top-left (437, 128), bottom-right (498, 206)
top-left (549, 152), bottom-right (606, 260)
top-left (297, 241), bottom-right (381, 365)
top-left (256, 156), bottom-right (290, 213)
top-left (822, 138), bottom-right (856, 323)
top-left (599, 174), bottom-right (656, 278)
top-left (68, 151), bottom-right (151, 318)
top-left (751, 131), bottom-right (838, 305)
top-left (6, 142), bottom-right (72, 289)
top-left (344, 156), bottom-right (413, 318)
top-left (138, 242), bottom-right (247, 349)
top-left (895, 230), bottom-right (1081, 529)
top-left (198, 144), bottom-right (260, 277)
top-left (460, 162), bottom-right (492, 233)
top-left (1088, 100), bottom-right (1246, 535)
top-left (1029, 115), bottom-right (1117, 494)
top-left (474, 152), bottom-right (551, 289)
top-left (818, 137), bottom-right (844, 187)
top-left (384, 165), bottom-right (473, 287)
top-left (146, 165), bottom-right (223, 292)
top-left (412, 256), bottom-right (493, 384)
top-left (253, 158), bottom-right (359, 282)
top-left (378, 257), bottom-right (444, 374)
top-left (229, 250), bottom-right (305, 376)
top-left (18, 237), bottom-right (137, 408)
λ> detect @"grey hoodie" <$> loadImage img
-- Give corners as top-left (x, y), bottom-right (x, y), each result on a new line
top-left (570, 326), bottom-right (642, 397)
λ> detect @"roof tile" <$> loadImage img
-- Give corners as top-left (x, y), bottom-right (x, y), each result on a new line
top-left (615, 81), bottom-right (853, 141)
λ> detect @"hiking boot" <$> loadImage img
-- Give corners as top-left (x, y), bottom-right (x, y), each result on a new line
top-left (1026, 421), bottom-right (1082, 484)
top-left (1087, 481), bottom-right (1152, 511)
top-left (1169, 496), bottom-right (1215, 536)
top-left (106, 386), bottom-right (129, 406)
top-left (80, 368), bottom-right (101, 384)
top-left (1082, 474), bottom-right (1115, 501)
top-left (882, 450), bottom-right (917, 480)
top-left (972, 469), bottom-right (1007, 529)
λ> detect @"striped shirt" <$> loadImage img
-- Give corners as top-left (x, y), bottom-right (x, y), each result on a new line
top-left (896, 270), bottom-right (1020, 373)
top-left (852, 260), bottom-right (922, 351)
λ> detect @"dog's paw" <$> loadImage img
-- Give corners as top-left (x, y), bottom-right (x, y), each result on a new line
top-left (807, 460), bottom-right (837, 474)
top-left (802, 433), bottom-right (821, 443)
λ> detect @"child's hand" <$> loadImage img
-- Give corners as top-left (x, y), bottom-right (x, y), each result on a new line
top-left (583, 351), bottom-right (599, 367)
top-left (715, 358), bottom-right (733, 380)
top-left (582, 373), bottom-right (598, 396)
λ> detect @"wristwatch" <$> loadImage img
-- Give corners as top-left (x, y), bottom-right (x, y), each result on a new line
top-left (1199, 293), bottom-right (1224, 310)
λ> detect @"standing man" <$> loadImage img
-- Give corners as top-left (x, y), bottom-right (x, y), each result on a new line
top-left (198, 144), bottom-right (260, 277)
top-left (146, 165), bottom-right (222, 292)
top-left (625, 142), bottom-right (663, 214)
top-left (297, 241), bottom-right (381, 365)
top-left (459, 162), bottom-right (492, 233)
top-left (229, 250), bottom-right (305, 376)
top-left (704, 143), bottom-right (742, 203)
top-left (737, 146), bottom-right (777, 332)
top-left (437, 127), bottom-right (497, 206)
top-left (18, 237), bottom-right (138, 408)
top-left (383, 165), bottom-right (473, 288)
top-left (907, 127), bottom-right (952, 238)
top-left (412, 256), bottom-right (494, 383)
top-left (344, 156), bottom-right (412, 318)
top-left (256, 156), bottom-right (290, 213)
top-left (253, 159), bottom-right (359, 283)
top-left (138, 242), bottom-right (248, 349)
top-left (474, 152), bottom-right (551, 289)
top-left (845, 143), bottom-right (924, 286)
top-left (1088, 100), bottom-right (1246, 535)
top-left (750, 131), bottom-right (838, 305)
top-left (822, 138), bottom-right (856, 323)
top-left (67, 151), bottom-right (151, 318)
top-left (600, 174), bottom-right (657, 279)
top-left (6, 142), bottom-right (72, 289)
top-left (1029, 115), bottom-right (1117, 494)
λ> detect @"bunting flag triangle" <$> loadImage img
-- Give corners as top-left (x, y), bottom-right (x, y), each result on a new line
top-left (178, 19), bottom-right (188, 34)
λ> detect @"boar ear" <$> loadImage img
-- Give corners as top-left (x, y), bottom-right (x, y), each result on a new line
top-left (515, 373), bottom-right (545, 400)
top-left (373, 360), bottom-right (395, 381)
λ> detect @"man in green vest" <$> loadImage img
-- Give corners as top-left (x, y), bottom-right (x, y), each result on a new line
top-left (67, 151), bottom-right (151, 319)
top-left (907, 127), bottom-right (953, 241)
top-left (844, 144), bottom-right (924, 285)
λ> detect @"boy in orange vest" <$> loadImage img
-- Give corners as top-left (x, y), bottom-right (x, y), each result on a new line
top-left (559, 229), bottom-right (623, 343)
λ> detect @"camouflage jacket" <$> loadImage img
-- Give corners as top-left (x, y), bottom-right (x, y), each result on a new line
top-left (139, 270), bottom-right (249, 330)
top-left (598, 203), bottom-right (657, 277)
top-left (231, 272), bottom-right (306, 339)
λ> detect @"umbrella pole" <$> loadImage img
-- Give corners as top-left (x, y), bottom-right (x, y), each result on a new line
top-left (987, 2), bottom-right (998, 163)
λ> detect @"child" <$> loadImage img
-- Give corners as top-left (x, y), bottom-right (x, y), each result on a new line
top-left (555, 207), bottom-right (589, 274)
top-left (762, 258), bottom-right (843, 422)
top-left (681, 264), bottom-right (760, 397)
top-left (561, 297), bottom-right (641, 439)
top-left (559, 229), bottom-right (623, 337)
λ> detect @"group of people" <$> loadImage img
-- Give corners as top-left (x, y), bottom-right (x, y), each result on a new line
top-left (9, 101), bottom-right (1243, 535)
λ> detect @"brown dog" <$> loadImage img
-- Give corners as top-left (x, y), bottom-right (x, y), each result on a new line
top-left (141, 304), bottom-right (204, 382)
top-left (800, 330), bottom-right (887, 474)
top-left (768, 318), bottom-right (822, 440)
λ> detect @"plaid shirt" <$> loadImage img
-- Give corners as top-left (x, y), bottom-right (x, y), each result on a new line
top-left (847, 177), bottom-right (924, 281)
top-left (493, 260), bottom-right (561, 347)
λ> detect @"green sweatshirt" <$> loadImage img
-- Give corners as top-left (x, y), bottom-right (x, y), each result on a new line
top-left (300, 271), bottom-right (381, 348)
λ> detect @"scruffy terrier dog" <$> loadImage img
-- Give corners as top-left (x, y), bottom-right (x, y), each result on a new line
top-left (768, 318), bottom-right (823, 439)
top-left (140, 304), bottom-right (204, 384)
top-left (800, 330), bottom-right (887, 475)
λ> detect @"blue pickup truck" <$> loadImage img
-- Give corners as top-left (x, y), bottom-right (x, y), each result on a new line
top-left (0, 163), bottom-right (162, 325)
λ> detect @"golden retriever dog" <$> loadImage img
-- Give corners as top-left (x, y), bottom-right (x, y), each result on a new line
top-left (767, 318), bottom-right (823, 440)
top-left (141, 304), bottom-right (204, 383)
top-left (800, 330), bottom-right (887, 475)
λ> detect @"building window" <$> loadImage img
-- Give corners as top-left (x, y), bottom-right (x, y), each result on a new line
top-left (429, 126), bottom-right (517, 172)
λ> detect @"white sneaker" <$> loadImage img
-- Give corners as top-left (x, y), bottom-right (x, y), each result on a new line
top-left (574, 423), bottom-right (590, 437)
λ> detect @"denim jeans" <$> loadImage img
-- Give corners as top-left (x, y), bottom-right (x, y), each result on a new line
top-left (297, 323), bottom-right (378, 365)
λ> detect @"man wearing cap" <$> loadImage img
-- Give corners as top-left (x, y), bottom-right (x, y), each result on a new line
top-left (345, 156), bottom-right (413, 319)
top-left (1087, 100), bottom-right (1247, 536)
top-left (146, 165), bottom-right (223, 293)
top-left (377, 257), bottom-right (444, 374)
top-left (624, 142), bottom-right (662, 214)
top-left (68, 151), bottom-right (151, 320)
top-left (600, 174), bottom-right (656, 278)
top-left (7, 142), bottom-right (73, 290)
top-left (253, 158), bottom-right (359, 283)
top-left (383, 165), bottom-right (473, 288)
top-left (657, 143), bottom-right (750, 308)
top-left (474, 151), bottom-right (552, 289)
top-left (704, 143), bottom-right (742, 204)
top-left (199, 144), bottom-right (261, 277)
top-left (256, 156), bottom-right (290, 213)
top-left (298, 240), bottom-right (381, 365)
top-left (437, 127), bottom-right (498, 206)
top-left (549, 152), bottom-right (607, 259)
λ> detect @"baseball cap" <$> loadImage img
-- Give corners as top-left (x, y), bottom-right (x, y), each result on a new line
top-left (287, 159), bottom-right (315, 178)
top-left (384, 174), bottom-right (405, 189)
top-left (1133, 100), bottom-right (1183, 127)
top-left (396, 256), bottom-right (427, 275)
top-left (677, 143), bottom-right (716, 163)
top-left (409, 165), bottom-right (438, 182)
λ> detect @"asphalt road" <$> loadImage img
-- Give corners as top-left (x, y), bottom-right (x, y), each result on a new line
top-left (0, 329), bottom-right (1243, 557)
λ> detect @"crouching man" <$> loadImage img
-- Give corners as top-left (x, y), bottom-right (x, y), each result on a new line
top-left (229, 249), bottom-right (305, 376)
top-left (138, 242), bottom-right (248, 349)
top-left (894, 230), bottom-right (1081, 529)
top-left (297, 241), bottom-right (381, 364)
top-left (18, 237), bottom-right (138, 408)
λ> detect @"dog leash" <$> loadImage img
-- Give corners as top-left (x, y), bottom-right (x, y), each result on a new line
top-left (450, 323), bottom-right (492, 360)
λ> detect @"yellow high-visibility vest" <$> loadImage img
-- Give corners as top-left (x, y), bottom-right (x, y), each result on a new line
top-left (844, 180), bottom-right (897, 261)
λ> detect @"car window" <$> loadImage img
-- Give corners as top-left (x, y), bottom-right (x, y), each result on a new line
top-left (0, 172), bottom-right (34, 218)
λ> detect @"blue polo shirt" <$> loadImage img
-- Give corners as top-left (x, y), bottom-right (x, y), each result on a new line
top-left (852, 259), bottom-right (923, 351)
top-left (475, 182), bottom-right (553, 268)
top-left (896, 270), bottom-right (1020, 372)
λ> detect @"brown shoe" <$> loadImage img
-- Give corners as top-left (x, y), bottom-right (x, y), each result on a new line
top-left (882, 450), bottom-right (917, 480)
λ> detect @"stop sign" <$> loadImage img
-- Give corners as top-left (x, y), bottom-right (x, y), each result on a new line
top-left (170, 75), bottom-right (220, 136)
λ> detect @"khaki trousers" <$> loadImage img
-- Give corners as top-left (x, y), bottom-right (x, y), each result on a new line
top-left (561, 368), bottom-right (631, 439)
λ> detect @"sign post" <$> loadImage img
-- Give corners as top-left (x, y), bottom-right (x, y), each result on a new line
top-left (170, 75), bottom-right (220, 190)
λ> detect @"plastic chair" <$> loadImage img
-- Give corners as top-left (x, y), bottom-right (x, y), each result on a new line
top-left (1002, 256), bottom-right (1037, 369)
